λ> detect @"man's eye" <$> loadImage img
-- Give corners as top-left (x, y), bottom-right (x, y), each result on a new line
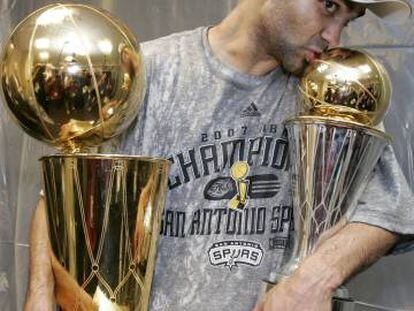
top-left (324, 0), bottom-right (339, 14)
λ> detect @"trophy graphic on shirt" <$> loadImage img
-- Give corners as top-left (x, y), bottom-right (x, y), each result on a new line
top-left (272, 48), bottom-right (392, 293)
top-left (229, 161), bottom-right (250, 210)
top-left (1, 4), bottom-right (169, 310)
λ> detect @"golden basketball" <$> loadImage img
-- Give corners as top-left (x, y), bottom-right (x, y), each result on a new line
top-left (299, 48), bottom-right (391, 126)
top-left (0, 4), bottom-right (145, 152)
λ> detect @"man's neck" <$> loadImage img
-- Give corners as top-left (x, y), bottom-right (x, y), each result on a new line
top-left (207, 2), bottom-right (280, 76)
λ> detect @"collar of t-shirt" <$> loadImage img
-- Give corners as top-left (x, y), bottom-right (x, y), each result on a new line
top-left (201, 26), bottom-right (284, 89)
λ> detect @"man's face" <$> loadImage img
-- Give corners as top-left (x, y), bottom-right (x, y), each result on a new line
top-left (258, 0), bottom-right (365, 76)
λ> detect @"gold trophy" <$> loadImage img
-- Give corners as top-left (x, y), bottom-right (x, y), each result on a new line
top-left (268, 48), bottom-right (392, 307)
top-left (229, 161), bottom-right (250, 210)
top-left (1, 4), bottom-right (169, 310)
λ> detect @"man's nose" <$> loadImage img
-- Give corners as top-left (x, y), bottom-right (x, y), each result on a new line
top-left (321, 23), bottom-right (343, 48)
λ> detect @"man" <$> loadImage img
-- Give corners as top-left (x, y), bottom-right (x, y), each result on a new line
top-left (25, 0), bottom-right (414, 310)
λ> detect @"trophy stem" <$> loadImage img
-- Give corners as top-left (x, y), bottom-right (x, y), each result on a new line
top-left (276, 116), bottom-right (390, 280)
top-left (41, 154), bottom-right (170, 310)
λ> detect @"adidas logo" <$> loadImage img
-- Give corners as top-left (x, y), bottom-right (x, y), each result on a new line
top-left (241, 102), bottom-right (261, 117)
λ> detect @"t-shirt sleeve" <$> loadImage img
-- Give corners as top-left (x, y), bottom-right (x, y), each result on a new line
top-left (349, 143), bottom-right (414, 253)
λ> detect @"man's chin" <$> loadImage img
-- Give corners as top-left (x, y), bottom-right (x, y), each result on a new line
top-left (281, 61), bottom-right (308, 77)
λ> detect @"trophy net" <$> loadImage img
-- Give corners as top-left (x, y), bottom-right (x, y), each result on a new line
top-left (42, 155), bottom-right (169, 309)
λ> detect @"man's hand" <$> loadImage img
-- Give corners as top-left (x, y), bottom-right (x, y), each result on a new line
top-left (253, 222), bottom-right (399, 311)
top-left (24, 196), bottom-right (98, 311)
top-left (253, 277), bottom-right (332, 311)
top-left (24, 197), bottom-right (54, 311)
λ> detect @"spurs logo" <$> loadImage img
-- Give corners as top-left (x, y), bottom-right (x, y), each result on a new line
top-left (207, 240), bottom-right (264, 271)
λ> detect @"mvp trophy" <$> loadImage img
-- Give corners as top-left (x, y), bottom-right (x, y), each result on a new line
top-left (1, 4), bottom-right (170, 310)
top-left (273, 48), bottom-right (392, 309)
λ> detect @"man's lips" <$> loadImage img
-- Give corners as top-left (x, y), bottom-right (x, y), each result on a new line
top-left (305, 49), bottom-right (322, 63)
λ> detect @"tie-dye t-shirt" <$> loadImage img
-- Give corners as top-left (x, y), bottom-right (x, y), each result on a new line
top-left (121, 27), bottom-right (414, 311)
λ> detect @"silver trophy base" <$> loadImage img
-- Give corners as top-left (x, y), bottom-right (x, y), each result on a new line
top-left (332, 298), bottom-right (396, 311)
top-left (262, 281), bottom-right (393, 311)
top-left (282, 117), bottom-right (390, 279)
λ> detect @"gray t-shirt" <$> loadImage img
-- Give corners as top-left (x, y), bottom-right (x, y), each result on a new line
top-left (122, 27), bottom-right (414, 311)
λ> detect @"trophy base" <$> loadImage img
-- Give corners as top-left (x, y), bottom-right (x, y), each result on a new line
top-left (332, 298), bottom-right (396, 311)
top-left (261, 280), bottom-right (353, 311)
top-left (262, 280), bottom-right (393, 311)
top-left (332, 298), bottom-right (358, 311)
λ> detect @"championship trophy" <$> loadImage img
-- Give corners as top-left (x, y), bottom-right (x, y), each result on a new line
top-left (0, 4), bottom-right (170, 310)
top-left (270, 48), bottom-right (392, 308)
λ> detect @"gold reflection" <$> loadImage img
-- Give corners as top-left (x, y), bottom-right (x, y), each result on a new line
top-left (299, 48), bottom-right (391, 126)
top-left (36, 6), bottom-right (72, 26)
top-left (93, 286), bottom-right (128, 310)
top-left (0, 4), bottom-right (145, 153)
top-left (34, 37), bottom-right (50, 49)
top-left (98, 39), bottom-right (114, 55)
top-left (38, 51), bottom-right (49, 61)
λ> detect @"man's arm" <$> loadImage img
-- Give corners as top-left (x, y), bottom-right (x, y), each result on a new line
top-left (254, 222), bottom-right (399, 311)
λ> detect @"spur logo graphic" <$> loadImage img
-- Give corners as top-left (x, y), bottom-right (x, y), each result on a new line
top-left (208, 240), bottom-right (264, 271)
